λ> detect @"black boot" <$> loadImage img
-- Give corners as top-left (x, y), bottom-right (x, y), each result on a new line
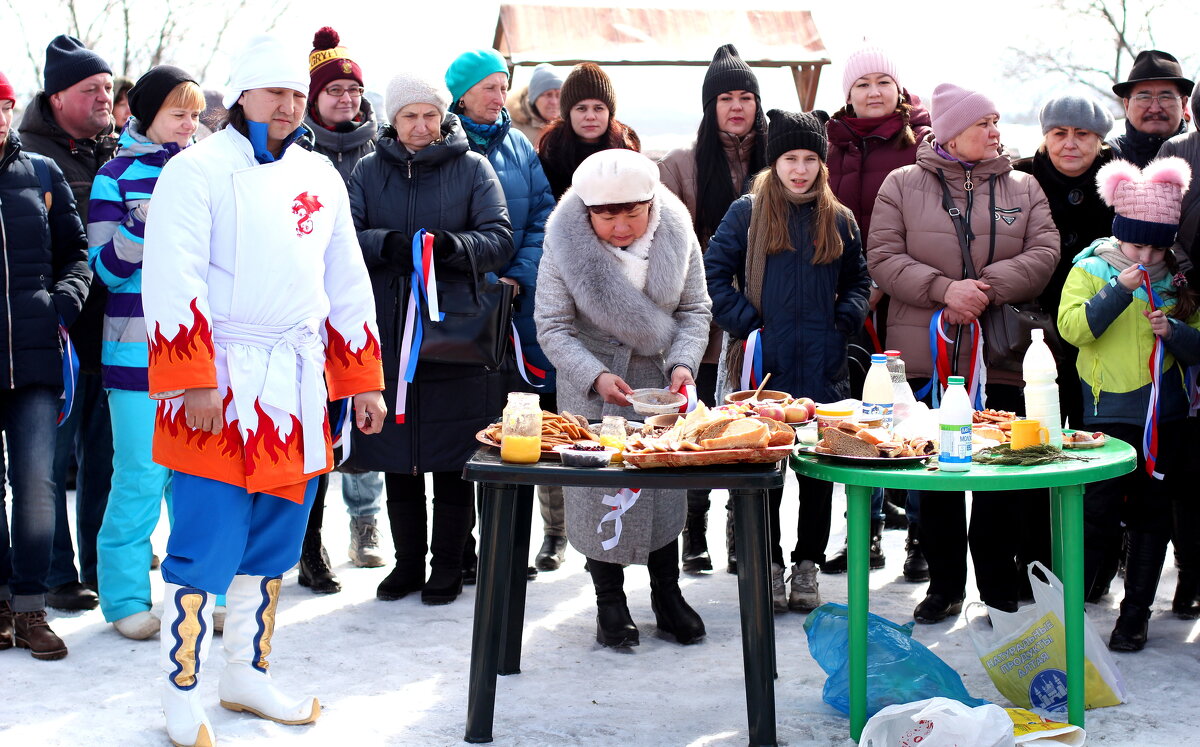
top-left (1109, 531), bottom-right (1169, 652)
top-left (589, 559), bottom-right (638, 647)
top-left (821, 520), bottom-right (885, 574)
top-left (378, 493), bottom-right (427, 601)
top-left (1173, 571), bottom-right (1200, 619)
top-left (423, 500), bottom-right (471, 605)
top-left (725, 503), bottom-right (738, 574)
top-left (535, 535), bottom-right (568, 571)
top-left (462, 500), bottom-right (478, 585)
top-left (903, 523), bottom-right (930, 582)
top-left (298, 479), bottom-right (341, 594)
top-left (883, 490), bottom-right (908, 530)
top-left (1171, 499), bottom-right (1200, 618)
top-left (681, 494), bottom-right (713, 574)
top-left (648, 539), bottom-right (705, 644)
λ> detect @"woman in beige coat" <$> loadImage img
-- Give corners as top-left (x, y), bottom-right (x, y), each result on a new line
top-left (867, 83), bottom-right (1059, 623)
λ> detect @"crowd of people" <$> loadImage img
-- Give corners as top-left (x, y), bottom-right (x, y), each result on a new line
top-left (1, 25), bottom-right (1199, 747)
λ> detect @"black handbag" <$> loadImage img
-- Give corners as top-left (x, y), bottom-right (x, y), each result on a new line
top-left (418, 245), bottom-right (514, 369)
top-left (937, 169), bottom-right (1061, 373)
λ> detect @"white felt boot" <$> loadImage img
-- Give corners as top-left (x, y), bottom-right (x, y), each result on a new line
top-left (160, 583), bottom-right (216, 747)
top-left (217, 575), bottom-right (319, 725)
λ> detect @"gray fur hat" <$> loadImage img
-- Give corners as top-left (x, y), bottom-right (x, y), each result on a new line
top-left (1038, 94), bottom-right (1114, 137)
top-left (385, 71), bottom-right (449, 124)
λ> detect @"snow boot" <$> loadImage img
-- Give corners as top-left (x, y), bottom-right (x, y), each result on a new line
top-left (535, 535), bottom-right (568, 571)
top-left (218, 575), bottom-right (320, 725)
top-left (788, 561), bottom-right (822, 612)
top-left (648, 539), bottom-right (705, 644)
top-left (115, 610), bottom-right (161, 640)
top-left (913, 593), bottom-right (964, 624)
top-left (882, 489), bottom-right (908, 530)
top-left (589, 559), bottom-right (638, 647)
top-left (903, 524), bottom-right (930, 582)
top-left (160, 584), bottom-right (215, 746)
top-left (13, 609), bottom-right (68, 660)
top-left (822, 519), bottom-right (886, 573)
top-left (0, 599), bottom-right (12, 650)
top-left (770, 563), bottom-right (788, 613)
top-left (725, 503), bottom-right (738, 574)
top-left (681, 491), bottom-right (713, 573)
top-left (378, 497), bottom-right (427, 601)
top-left (1109, 531), bottom-right (1168, 652)
top-left (348, 515), bottom-right (386, 568)
top-left (423, 502), bottom-right (470, 605)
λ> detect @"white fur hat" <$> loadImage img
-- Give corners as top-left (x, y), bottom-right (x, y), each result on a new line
top-left (571, 149), bottom-right (658, 206)
top-left (386, 71), bottom-right (449, 124)
top-left (223, 34), bottom-right (309, 109)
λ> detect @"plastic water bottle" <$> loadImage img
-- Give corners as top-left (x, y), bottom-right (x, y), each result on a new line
top-left (1022, 329), bottom-right (1063, 447)
top-left (885, 349), bottom-right (916, 405)
top-left (939, 375), bottom-right (973, 472)
top-left (860, 353), bottom-right (895, 430)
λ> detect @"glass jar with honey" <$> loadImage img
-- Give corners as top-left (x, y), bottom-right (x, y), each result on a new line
top-left (500, 392), bottom-right (542, 463)
top-left (599, 415), bottom-right (627, 463)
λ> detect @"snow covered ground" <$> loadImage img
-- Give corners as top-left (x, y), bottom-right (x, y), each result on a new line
top-left (5, 477), bottom-right (1200, 746)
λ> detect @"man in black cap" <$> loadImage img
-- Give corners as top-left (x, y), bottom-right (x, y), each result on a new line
top-left (1108, 49), bottom-right (1194, 167)
top-left (17, 34), bottom-right (117, 612)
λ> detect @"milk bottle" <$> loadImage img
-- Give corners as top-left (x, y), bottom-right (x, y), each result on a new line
top-left (1022, 329), bottom-right (1063, 447)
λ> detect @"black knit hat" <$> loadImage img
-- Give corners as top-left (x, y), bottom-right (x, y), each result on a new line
top-left (127, 65), bottom-right (196, 128)
top-left (44, 35), bottom-right (112, 96)
top-left (766, 109), bottom-right (829, 163)
top-left (702, 44), bottom-right (759, 108)
top-left (560, 62), bottom-right (616, 119)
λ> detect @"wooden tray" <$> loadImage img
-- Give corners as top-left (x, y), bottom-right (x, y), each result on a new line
top-left (623, 445), bottom-right (793, 469)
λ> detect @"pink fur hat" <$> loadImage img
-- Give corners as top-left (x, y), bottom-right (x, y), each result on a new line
top-left (1097, 157), bottom-right (1192, 246)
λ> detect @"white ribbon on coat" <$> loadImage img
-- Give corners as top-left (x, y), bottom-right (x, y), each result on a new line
top-left (214, 318), bottom-right (328, 474)
top-left (596, 488), bottom-right (641, 551)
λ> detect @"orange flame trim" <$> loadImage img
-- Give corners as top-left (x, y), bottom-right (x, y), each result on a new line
top-left (155, 390), bottom-right (242, 456)
top-left (149, 298), bottom-right (214, 368)
top-left (325, 321), bottom-right (382, 370)
top-left (243, 399), bottom-right (304, 478)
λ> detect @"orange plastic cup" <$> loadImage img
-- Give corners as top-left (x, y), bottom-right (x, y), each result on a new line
top-left (1009, 419), bottom-right (1049, 450)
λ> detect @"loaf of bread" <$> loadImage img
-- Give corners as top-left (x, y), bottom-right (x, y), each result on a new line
top-left (750, 417), bottom-right (796, 447)
top-left (699, 419), bottom-right (770, 450)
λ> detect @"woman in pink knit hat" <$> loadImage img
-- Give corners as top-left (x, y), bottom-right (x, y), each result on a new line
top-left (1059, 156), bottom-right (1200, 651)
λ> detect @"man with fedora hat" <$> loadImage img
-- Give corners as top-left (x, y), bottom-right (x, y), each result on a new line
top-left (1109, 50), bottom-right (1194, 167)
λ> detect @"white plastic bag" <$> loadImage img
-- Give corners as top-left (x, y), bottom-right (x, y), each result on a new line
top-left (967, 561), bottom-right (1128, 719)
top-left (860, 697), bottom-right (1015, 747)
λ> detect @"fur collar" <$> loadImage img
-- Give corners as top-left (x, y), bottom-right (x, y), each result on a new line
top-left (545, 184), bottom-right (695, 356)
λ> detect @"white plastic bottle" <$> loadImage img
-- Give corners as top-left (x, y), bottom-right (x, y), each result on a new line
top-left (860, 353), bottom-right (895, 430)
top-left (885, 349), bottom-right (917, 405)
top-left (1022, 329), bottom-right (1063, 447)
top-left (939, 375), bottom-right (973, 472)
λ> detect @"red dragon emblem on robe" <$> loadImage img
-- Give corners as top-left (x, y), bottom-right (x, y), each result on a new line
top-left (292, 191), bottom-right (324, 236)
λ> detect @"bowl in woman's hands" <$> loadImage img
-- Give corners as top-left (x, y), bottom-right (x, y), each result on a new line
top-left (628, 388), bottom-right (687, 416)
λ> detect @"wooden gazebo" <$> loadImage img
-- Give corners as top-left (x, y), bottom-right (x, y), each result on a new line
top-left (492, 4), bottom-right (830, 109)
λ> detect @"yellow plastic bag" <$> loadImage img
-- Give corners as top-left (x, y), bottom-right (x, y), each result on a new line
top-left (1006, 708), bottom-right (1086, 745)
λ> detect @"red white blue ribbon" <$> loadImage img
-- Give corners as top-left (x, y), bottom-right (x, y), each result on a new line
top-left (395, 230), bottom-right (445, 424)
top-left (331, 397), bottom-right (353, 465)
top-left (739, 327), bottom-right (764, 390)
top-left (57, 322), bottom-right (78, 427)
top-left (1186, 364), bottom-right (1200, 417)
top-left (597, 488), bottom-right (641, 551)
top-left (915, 309), bottom-right (985, 410)
top-left (510, 322), bottom-right (546, 388)
top-left (675, 382), bottom-right (697, 413)
top-left (1140, 267), bottom-right (1166, 480)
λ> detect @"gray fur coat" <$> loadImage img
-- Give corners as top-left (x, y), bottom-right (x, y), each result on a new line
top-left (535, 184), bottom-right (711, 563)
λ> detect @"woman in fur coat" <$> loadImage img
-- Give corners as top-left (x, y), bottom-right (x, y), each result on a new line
top-left (535, 149), bottom-right (712, 648)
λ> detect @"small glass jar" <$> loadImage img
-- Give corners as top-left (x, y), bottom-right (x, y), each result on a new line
top-left (598, 415), bottom-right (627, 463)
top-left (500, 392), bottom-right (542, 464)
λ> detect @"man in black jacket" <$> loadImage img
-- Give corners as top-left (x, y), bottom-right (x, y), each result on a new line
top-left (1108, 50), bottom-right (1193, 168)
top-left (17, 35), bottom-right (117, 611)
top-left (0, 69), bottom-right (92, 659)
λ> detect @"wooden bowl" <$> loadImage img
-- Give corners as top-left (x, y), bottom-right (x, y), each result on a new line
top-left (724, 389), bottom-right (792, 405)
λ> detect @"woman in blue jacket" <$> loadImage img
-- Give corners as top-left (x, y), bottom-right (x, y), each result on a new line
top-left (706, 110), bottom-right (870, 614)
top-left (445, 50), bottom-right (567, 574)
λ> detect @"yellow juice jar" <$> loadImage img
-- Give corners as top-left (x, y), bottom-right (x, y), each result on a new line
top-left (599, 415), bottom-right (626, 463)
top-left (500, 392), bottom-right (542, 464)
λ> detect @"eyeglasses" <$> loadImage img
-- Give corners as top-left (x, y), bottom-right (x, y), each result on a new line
top-left (324, 85), bottom-right (364, 99)
top-left (1129, 93), bottom-right (1182, 106)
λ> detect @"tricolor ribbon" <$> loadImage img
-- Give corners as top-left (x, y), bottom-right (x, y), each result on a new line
top-left (596, 488), bottom-right (641, 551)
top-left (864, 313), bottom-right (884, 355)
top-left (739, 327), bottom-right (764, 390)
top-left (1185, 364), bottom-right (1200, 418)
top-left (675, 383), bottom-right (697, 413)
top-left (395, 230), bottom-right (445, 423)
top-left (914, 309), bottom-right (985, 410)
top-left (510, 322), bottom-right (546, 388)
top-left (1140, 266), bottom-right (1167, 480)
top-left (57, 321), bottom-right (78, 427)
top-left (331, 398), bottom-right (354, 466)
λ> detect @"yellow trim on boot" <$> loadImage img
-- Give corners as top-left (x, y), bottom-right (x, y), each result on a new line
top-left (168, 722), bottom-right (213, 747)
top-left (254, 577), bottom-right (282, 672)
top-left (219, 697), bottom-right (321, 725)
top-left (170, 592), bottom-right (205, 689)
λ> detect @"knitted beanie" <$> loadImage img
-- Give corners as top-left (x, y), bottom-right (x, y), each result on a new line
top-left (841, 45), bottom-right (901, 101)
top-left (445, 48), bottom-right (508, 105)
top-left (1038, 94), bottom-right (1114, 137)
top-left (930, 83), bottom-right (999, 143)
top-left (308, 27), bottom-right (363, 98)
top-left (223, 35), bottom-right (309, 109)
top-left (385, 71), bottom-right (449, 124)
top-left (1098, 157), bottom-right (1192, 246)
top-left (766, 109), bottom-right (829, 163)
top-left (560, 63), bottom-right (615, 119)
top-left (44, 35), bottom-right (111, 96)
top-left (702, 44), bottom-right (759, 108)
top-left (527, 64), bottom-right (563, 107)
top-left (0, 71), bottom-right (15, 105)
top-left (572, 149), bottom-right (658, 206)
top-left (127, 65), bottom-right (196, 127)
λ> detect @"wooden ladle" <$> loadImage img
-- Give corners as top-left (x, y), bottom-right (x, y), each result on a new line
top-left (751, 373), bottom-right (773, 403)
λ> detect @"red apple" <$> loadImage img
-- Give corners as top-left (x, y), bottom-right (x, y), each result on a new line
top-left (794, 397), bottom-right (816, 421)
top-left (756, 404), bottom-right (786, 421)
top-left (783, 404), bottom-right (809, 423)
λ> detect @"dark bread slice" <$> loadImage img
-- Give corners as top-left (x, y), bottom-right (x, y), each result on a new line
top-left (822, 427), bottom-right (880, 457)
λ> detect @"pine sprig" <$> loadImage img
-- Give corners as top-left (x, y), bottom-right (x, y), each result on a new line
top-left (972, 443), bottom-right (1094, 466)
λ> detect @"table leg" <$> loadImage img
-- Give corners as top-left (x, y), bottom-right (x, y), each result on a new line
top-left (732, 487), bottom-right (778, 747)
top-left (1056, 483), bottom-right (1086, 730)
top-left (465, 481), bottom-right (519, 743)
top-left (498, 485), bottom-right (534, 675)
top-left (845, 484), bottom-right (873, 743)
top-left (1050, 487), bottom-right (1065, 577)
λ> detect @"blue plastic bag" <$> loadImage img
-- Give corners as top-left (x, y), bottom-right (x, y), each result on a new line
top-left (803, 603), bottom-right (988, 718)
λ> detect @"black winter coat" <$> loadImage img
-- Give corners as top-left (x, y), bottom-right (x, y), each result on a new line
top-left (0, 133), bottom-right (91, 390)
top-left (18, 94), bottom-right (116, 373)
top-left (345, 115), bottom-right (514, 474)
top-left (705, 195), bottom-right (871, 402)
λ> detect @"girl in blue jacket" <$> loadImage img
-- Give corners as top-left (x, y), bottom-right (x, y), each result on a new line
top-left (706, 109), bottom-right (870, 613)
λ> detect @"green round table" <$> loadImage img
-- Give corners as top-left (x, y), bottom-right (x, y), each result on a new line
top-left (791, 438), bottom-right (1136, 742)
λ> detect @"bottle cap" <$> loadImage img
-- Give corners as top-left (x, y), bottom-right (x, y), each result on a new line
top-left (884, 349), bottom-right (901, 357)
top-left (948, 376), bottom-right (965, 386)
top-left (1031, 329), bottom-right (1044, 341)
top-left (871, 354), bottom-right (888, 364)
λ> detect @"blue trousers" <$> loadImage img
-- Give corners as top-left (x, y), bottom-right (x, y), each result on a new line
top-left (97, 389), bottom-right (172, 622)
top-left (0, 386), bottom-right (61, 611)
top-left (341, 471), bottom-right (382, 518)
top-left (161, 472), bottom-right (317, 594)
